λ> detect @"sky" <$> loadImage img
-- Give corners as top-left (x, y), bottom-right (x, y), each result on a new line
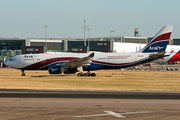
top-left (0, 0), bottom-right (180, 39)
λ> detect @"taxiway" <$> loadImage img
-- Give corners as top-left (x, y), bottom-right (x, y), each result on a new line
top-left (0, 89), bottom-right (180, 119)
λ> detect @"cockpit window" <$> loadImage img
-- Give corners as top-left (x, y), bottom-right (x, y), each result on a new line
top-left (9, 58), bottom-right (15, 61)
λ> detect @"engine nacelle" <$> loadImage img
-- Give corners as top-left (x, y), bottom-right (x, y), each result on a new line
top-left (48, 65), bottom-right (62, 74)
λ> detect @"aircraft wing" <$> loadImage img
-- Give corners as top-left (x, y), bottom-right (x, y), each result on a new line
top-left (64, 53), bottom-right (94, 68)
top-left (149, 52), bottom-right (166, 59)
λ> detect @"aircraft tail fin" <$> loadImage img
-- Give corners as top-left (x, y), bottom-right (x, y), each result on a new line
top-left (167, 50), bottom-right (180, 63)
top-left (138, 26), bottom-right (173, 53)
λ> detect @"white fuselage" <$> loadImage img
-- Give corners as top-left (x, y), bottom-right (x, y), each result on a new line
top-left (5, 52), bottom-right (153, 70)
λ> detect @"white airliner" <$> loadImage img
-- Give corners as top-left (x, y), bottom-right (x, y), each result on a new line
top-left (5, 26), bottom-right (173, 77)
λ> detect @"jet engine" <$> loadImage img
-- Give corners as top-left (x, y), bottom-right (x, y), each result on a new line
top-left (48, 65), bottom-right (77, 74)
top-left (48, 65), bottom-right (62, 74)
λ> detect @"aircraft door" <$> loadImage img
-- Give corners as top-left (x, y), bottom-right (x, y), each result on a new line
top-left (16, 57), bottom-right (25, 68)
top-left (91, 55), bottom-right (97, 61)
top-left (16, 58), bottom-right (21, 64)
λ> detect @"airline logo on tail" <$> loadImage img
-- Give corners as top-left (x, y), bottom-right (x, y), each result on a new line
top-left (139, 26), bottom-right (173, 53)
top-left (148, 46), bottom-right (164, 50)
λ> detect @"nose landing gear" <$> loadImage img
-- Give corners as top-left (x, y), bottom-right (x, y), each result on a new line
top-left (21, 70), bottom-right (25, 76)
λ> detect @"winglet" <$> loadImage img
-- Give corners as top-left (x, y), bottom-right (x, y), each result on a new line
top-left (88, 53), bottom-right (95, 58)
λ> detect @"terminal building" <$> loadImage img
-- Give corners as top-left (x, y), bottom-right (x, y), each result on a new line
top-left (0, 38), bottom-right (64, 61)
top-left (0, 38), bottom-right (63, 51)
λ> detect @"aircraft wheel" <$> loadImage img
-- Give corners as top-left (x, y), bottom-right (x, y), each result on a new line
top-left (77, 73), bottom-right (81, 77)
top-left (83, 73), bottom-right (88, 77)
top-left (22, 73), bottom-right (25, 76)
top-left (77, 73), bottom-right (83, 77)
top-left (91, 73), bottom-right (96, 77)
top-left (87, 73), bottom-right (91, 76)
top-left (21, 70), bottom-right (25, 76)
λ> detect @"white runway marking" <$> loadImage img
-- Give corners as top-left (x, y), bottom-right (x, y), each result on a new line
top-left (105, 111), bottom-right (125, 118)
top-left (73, 110), bottom-right (152, 118)
top-left (73, 113), bottom-right (110, 117)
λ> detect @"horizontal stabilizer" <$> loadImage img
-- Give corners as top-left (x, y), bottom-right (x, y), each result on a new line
top-left (149, 52), bottom-right (166, 59)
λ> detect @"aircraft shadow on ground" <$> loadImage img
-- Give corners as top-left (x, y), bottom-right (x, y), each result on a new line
top-left (31, 75), bottom-right (113, 77)
top-left (31, 75), bottom-right (67, 77)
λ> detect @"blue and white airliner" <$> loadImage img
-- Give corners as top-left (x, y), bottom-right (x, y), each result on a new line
top-left (5, 26), bottom-right (173, 77)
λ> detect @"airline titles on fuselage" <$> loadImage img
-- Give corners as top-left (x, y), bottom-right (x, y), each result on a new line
top-left (23, 55), bottom-right (34, 58)
top-left (98, 55), bottom-right (131, 60)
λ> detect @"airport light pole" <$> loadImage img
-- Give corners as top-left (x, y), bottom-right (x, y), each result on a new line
top-left (87, 28), bottom-right (91, 52)
top-left (83, 20), bottom-right (87, 47)
top-left (43, 25), bottom-right (48, 53)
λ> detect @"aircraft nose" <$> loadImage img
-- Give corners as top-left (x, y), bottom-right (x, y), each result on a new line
top-left (2, 62), bottom-right (7, 67)
top-left (4, 61), bottom-right (9, 67)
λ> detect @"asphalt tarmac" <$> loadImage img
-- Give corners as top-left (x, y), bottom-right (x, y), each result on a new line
top-left (1, 89), bottom-right (180, 99)
top-left (0, 89), bottom-right (180, 120)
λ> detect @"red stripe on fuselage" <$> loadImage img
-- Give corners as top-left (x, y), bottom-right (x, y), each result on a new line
top-left (21, 56), bottom-right (148, 70)
top-left (22, 57), bottom-right (79, 70)
top-left (91, 57), bottom-right (148, 66)
top-left (92, 60), bottom-right (134, 66)
top-left (22, 59), bottom-right (133, 70)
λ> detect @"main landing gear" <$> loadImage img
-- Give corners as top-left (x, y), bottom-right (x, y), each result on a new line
top-left (77, 66), bottom-right (96, 77)
top-left (77, 71), bottom-right (96, 77)
top-left (21, 70), bottom-right (25, 76)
